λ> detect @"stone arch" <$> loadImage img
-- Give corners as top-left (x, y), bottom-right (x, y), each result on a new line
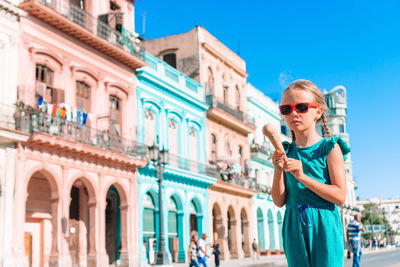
top-left (227, 205), bottom-right (238, 258)
top-left (168, 194), bottom-right (185, 262)
top-left (276, 211), bottom-right (283, 251)
top-left (31, 47), bottom-right (63, 72)
top-left (212, 202), bottom-right (223, 243)
top-left (189, 197), bottom-right (203, 236)
top-left (206, 66), bottom-right (215, 94)
top-left (24, 165), bottom-right (60, 199)
top-left (256, 207), bottom-right (266, 252)
top-left (267, 209), bottom-right (275, 252)
top-left (105, 82), bottom-right (129, 98)
top-left (24, 168), bottom-right (60, 266)
top-left (240, 207), bottom-right (250, 257)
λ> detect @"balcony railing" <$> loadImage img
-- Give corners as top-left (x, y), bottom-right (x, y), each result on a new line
top-left (218, 169), bottom-right (256, 190)
top-left (251, 143), bottom-right (272, 157)
top-left (167, 153), bottom-right (219, 178)
top-left (206, 95), bottom-right (247, 122)
top-left (11, 105), bottom-right (147, 159)
top-left (21, 0), bottom-right (145, 65)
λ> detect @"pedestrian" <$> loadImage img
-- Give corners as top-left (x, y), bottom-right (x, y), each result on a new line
top-left (347, 214), bottom-right (365, 267)
top-left (188, 234), bottom-right (200, 267)
top-left (197, 233), bottom-right (210, 267)
top-left (211, 236), bottom-right (220, 267)
top-left (251, 238), bottom-right (259, 260)
top-left (269, 80), bottom-right (350, 267)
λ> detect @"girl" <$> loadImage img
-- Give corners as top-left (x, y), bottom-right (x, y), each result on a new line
top-left (271, 80), bottom-right (350, 267)
top-left (188, 234), bottom-right (200, 267)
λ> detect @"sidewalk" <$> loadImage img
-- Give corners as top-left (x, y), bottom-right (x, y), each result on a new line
top-left (172, 254), bottom-right (287, 267)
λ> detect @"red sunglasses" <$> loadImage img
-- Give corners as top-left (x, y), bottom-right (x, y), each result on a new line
top-left (279, 103), bottom-right (320, 115)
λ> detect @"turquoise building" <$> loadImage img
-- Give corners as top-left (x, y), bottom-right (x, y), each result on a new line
top-left (247, 83), bottom-right (287, 254)
top-left (136, 52), bottom-right (217, 265)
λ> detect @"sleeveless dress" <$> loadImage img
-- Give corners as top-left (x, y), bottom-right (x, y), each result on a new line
top-left (282, 137), bottom-right (350, 267)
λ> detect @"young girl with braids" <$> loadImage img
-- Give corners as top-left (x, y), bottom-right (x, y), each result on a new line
top-left (271, 80), bottom-right (350, 267)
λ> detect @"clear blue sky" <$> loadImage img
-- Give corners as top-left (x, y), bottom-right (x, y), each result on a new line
top-left (134, 0), bottom-right (400, 200)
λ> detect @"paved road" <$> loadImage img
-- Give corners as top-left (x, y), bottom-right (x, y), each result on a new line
top-left (344, 249), bottom-right (400, 267)
top-left (248, 249), bottom-right (400, 267)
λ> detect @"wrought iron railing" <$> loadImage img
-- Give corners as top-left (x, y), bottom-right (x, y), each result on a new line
top-left (218, 169), bottom-right (256, 190)
top-left (167, 153), bottom-right (219, 178)
top-left (251, 143), bottom-right (272, 157)
top-left (26, 0), bottom-right (145, 61)
top-left (10, 104), bottom-right (147, 159)
top-left (205, 95), bottom-right (248, 122)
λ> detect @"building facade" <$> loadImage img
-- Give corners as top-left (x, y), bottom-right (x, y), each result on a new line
top-left (136, 52), bottom-right (217, 265)
top-left (0, 1), bottom-right (28, 266)
top-left (247, 83), bottom-right (287, 255)
top-left (142, 26), bottom-right (257, 260)
top-left (322, 86), bottom-right (359, 237)
top-left (13, 0), bottom-right (147, 266)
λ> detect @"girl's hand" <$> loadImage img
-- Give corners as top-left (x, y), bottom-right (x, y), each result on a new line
top-left (272, 150), bottom-right (286, 170)
top-left (283, 158), bottom-right (304, 179)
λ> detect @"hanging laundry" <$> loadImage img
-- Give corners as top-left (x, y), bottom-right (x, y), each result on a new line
top-left (82, 113), bottom-right (88, 125)
top-left (47, 103), bottom-right (53, 115)
top-left (60, 107), bottom-right (66, 119)
top-left (52, 104), bottom-right (58, 116)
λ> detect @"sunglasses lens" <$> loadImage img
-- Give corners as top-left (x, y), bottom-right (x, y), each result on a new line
top-left (280, 105), bottom-right (292, 115)
top-left (295, 103), bottom-right (309, 113)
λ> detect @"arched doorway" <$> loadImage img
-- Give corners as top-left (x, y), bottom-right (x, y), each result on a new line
top-left (68, 178), bottom-right (95, 266)
top-left (24, 170), bottom-right (59, 267)
top-left (212, 203), bottom-right (223, 258)
top-left (257, 208), bottom-right (265, 252)
top-left (168, 195), bottom-right (184, 262)
top-left (277, 211), bottom-right (283, 251)
top-left (105, 185), bottom-right (121, 265)
top-left (143, 192), bottom-right (158, 264)
top-left (267, 210), bottom-right (275, 252)
top-left (227, 206), bottom-right (237, 258)
top-left (240, 208), bottom-right (250, 257)
top-left (189, 199), bottom-right (203, 236)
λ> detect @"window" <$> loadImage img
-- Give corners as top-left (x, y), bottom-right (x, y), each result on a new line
top-left (235, 86), bottom-right (241, 110)
top-left (144, 109), bottom-right (156, 146)
top-left (211, 134), bottom-right (217, 162)
top-left (163, 53), bottom-right (177, 68)
top-left (339, 124), bottom-right (345, 133)
top-left (223, 86), bottom-right (229, 104)
top-left (36, 64), bottom-right (64, 104)
top-left (189, 128), bottom-right (197, 161)
top-left (110, 95), bottom-right (122, 136)
top-left (76, 81), bottom-right (91, 113)
top-left (70, 0), bottom-right (85, 9)
top-left (207, 67), bottom-right (214, 94)
top-left (168, 119), bottom-right (178, 155)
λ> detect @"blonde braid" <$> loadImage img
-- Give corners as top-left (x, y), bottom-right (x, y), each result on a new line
top-left (321, 113), bottom-right (331, 139)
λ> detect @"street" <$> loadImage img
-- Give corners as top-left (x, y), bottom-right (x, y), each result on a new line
top-left (344, 249), bottom-right (400, 267)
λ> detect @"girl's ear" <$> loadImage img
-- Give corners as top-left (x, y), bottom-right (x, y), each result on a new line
top-left (315, 105), bottom-right (323, 121)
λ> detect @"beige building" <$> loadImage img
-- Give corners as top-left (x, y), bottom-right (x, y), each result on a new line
top-left (143, 26), bottom-right (257, 260)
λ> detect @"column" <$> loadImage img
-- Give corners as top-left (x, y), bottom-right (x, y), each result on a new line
top-left (49, 196), bottom-right (60, 267)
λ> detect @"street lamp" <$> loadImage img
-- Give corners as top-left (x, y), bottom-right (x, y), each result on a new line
top-left (148, 143), bottom-right (170, 266)
top-left (369, 207), bottom-right (374, 243)
top-left (382, 208), bottom-right (389, 246)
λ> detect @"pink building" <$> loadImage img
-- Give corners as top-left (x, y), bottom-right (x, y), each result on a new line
top-left (14, 0), bottom-right (146, 266)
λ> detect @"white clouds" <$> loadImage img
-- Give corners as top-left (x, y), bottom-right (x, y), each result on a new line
top-left (278, 70), bottom-right (295, 89)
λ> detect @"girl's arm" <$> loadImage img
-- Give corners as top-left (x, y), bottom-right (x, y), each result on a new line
top-left (284, 144), bottom-right (347, 206)
top-left (271, 151), bottom-right (286, 207)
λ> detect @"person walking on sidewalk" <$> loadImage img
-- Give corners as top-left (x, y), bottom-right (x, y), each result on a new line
top-left (252, 238), bottom-right (260, 260)
top-left (188, 234), bottom-right (200, 267)
top-left (347, 214), bottom-right (365, 267)
top-left (197, 233), bottom-right (210, 267)
top-left (212, 237), bottom-right (220, 267)
top-left (269, 80), bottom-right (350, 267)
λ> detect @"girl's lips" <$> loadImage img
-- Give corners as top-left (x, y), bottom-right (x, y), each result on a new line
top-left (291, 120), bottom-right (301, 124)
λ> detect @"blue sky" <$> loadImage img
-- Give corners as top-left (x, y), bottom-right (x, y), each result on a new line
top-left (134, 0), bottom-right (400, 200)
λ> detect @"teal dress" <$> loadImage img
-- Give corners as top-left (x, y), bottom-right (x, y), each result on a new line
top-left (282, 137), bottom-right (350, 267)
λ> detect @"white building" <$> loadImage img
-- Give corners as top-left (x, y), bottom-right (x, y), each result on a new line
top-left (247, 83), bottom-right (288, 254)
top-left (0, 1), bottom-right (28, 266)
top-left (357, 197), bottom-right (400, 243)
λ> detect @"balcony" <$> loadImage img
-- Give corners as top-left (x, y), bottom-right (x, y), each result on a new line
top-left (251, 142), bottom-right (273, 165)
top-left (205, 95), bottom-right (255, 135)
top-left (167, 153), bottom-right (219, 178)
top-left (20, 0), bottom-right (146, 69)
top-left (12, 105), bottom-right (147, 168)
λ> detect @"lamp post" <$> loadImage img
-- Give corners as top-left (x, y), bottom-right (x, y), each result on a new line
top-left (148, 143), bottom-right (171, 266)
top-left (369, 207), bottom-right (374, 243)
top-left (382, 208), bottom-right (389, 246)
